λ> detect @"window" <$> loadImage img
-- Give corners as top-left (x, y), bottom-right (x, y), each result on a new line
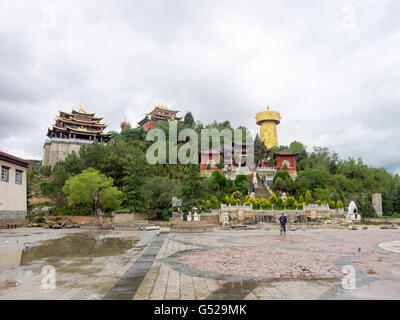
top-left (15, 170), bottom-right (23, 185)
top-left (1, 166), bottom-right (9, 183)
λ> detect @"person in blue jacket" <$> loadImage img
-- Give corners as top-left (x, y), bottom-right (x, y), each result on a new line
top-left (279, 212), bottom-right (287, 234)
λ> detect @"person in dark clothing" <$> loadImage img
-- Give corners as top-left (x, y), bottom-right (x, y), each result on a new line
top-left (251, 183), bottom-right (255, 192)
top-left (279, 212), bottom-right (287, 234)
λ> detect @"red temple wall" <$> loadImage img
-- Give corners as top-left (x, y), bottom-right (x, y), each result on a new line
top-left (142, 121), bottom-right (156, 131)
top-left (275, 155), bottom-right (297, 170)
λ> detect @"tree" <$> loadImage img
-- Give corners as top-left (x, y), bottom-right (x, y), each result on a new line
top-left (273, 170), bottom-right (291, 184)
top-left (274, 177), bottom-right (285, 193)
top-left (305, 190), bottom-right (313, 204)
top-left (329, 200), bottom-right (336, 209)
top-left (269, 193), bottom-right (279, 206)
top-left (313, 188), bottom-right (330, 201)
top-left (63, 168), bottom-right (122, 214)
top-left (289, 141), bottom-right (307, 163)
top-left (147, 176), bottom-right (179, 219)
top-left (355, 193), bottom-right (376, 217)
top-left (79, 142), bottom-right (109, 171)
top-left (208, 170), bottom-right (227, 192)
top-left (394, 184), bottom-right (400, 213)
top-left (234, 174), bottom-right (248, 195)
top-left (121, 152), bottom-right (154, 213)
top-left (284, 196), bottom-right (296, 209)
top-left (120, 120), bottom-right (132, 131)
top-left (272, 170), bottom-right (294, 193)
top-left (179, 164), bottom-right (206, 214)
top-left (294, 168), bottom-right (328, 196)
top-left (254, 134), bottom-right (267, 165)
top-left (184, 112), bottom-right (195, 127)
top-left (120, 127), bottom-right (147, 143)
top-left (336, 200), bottom-right (344, 208)
top-left (44, 152), bottom-right (83, 210)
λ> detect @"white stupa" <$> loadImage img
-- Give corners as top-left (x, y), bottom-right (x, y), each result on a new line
top-left (346, 200), bottom-right (361, 222)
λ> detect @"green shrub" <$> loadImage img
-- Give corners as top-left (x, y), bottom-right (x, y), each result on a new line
top-left (36, 217), bottom-right (45, 223)
top-left (305, 190), bottom-right (313, 204)
top-left (234, 174), bottom-right (248, 195)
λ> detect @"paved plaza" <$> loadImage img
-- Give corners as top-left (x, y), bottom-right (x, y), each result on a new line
top-left (1, 227), bottom-right (400, 300)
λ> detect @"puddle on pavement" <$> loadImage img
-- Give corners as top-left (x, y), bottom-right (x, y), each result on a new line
top-left (206, 278), bottom-right (340, 300)
top-left (0, 232), bottom-right (139, 272)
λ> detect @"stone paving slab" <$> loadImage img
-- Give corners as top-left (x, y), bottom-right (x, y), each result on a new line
top-left (104, 233), bottom-right (167, 300)
top-left (2, 228), bottom-right (399, 300)
top-left (132, 229), bottom-right (400, 300)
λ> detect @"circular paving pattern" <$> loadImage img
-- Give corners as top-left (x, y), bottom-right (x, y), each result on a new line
top-left (176, 246), bottom-right (343, 279)
top-left (379, 240), bottom-right (400, 254)
top-left (233, 234), bottom-right (319, 245)
top-left (174, 230), bottom-right (400, 282)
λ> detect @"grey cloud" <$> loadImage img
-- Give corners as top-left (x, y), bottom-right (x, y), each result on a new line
top-left (0, 0), bottom-right (399, 174)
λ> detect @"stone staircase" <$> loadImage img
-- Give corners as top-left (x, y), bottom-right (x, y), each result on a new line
top-left (248, 173), bottom-right (272, 200)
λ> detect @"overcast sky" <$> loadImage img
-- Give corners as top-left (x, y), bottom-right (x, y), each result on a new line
top-left (1, 0), bottom-right (400, 174)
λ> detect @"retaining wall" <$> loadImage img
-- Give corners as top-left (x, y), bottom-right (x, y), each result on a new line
top-left (113, 212), bottom-right (157, 224)
top-left (364, 218), bottom-right (400, 225)
top-left (0, 210), bottom-right (27, 226)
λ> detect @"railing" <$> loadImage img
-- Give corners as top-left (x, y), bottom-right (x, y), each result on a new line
top-left (303, 204), bottom-right (330, 211)
top-left (45, 137), bottom-right (94, 144)
top-left (221, 203), bottom-right (253, 211)
top-left (256, 167), bottom-right (278, 173)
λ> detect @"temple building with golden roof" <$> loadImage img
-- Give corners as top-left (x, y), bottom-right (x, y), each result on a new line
top-left (137, 104), bottom-right (182, 130)
top-left (43, 107), bottom-right (112, 169)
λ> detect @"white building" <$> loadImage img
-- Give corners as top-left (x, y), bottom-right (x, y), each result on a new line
top-left (0, 151), bottom-right (31, 226)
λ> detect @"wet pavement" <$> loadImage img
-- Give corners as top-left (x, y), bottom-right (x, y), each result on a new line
top-left (133, 228), bottom-right (400, 300)
top-left (104, 232), bottom-right (168, 300)
top-left (1, 227), bottom-right (400, 300)
top-left (0, 228), bottom-right (158, 299)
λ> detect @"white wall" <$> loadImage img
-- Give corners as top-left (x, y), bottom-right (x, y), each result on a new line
top-left (0, 159), bottom-right (27, 212)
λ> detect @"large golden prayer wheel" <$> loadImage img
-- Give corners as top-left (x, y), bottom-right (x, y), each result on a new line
top-left (256, 106), bottom-right (281, 149)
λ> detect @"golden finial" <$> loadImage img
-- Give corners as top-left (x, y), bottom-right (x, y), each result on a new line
top-left (267, 106), bottom-right (270, 111)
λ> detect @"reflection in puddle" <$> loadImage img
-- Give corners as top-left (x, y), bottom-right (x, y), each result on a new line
top-left (0, 250), bottom-right (22, 271)
top-left (0, 232), bottom-right (138, 271)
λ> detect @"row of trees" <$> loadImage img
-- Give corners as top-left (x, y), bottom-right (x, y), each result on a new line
top-left (270, 142), bottom-right (400, 217)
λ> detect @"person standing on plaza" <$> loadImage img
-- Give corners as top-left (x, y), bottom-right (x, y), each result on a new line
top-left (279, 212), bottom-right (287, 234)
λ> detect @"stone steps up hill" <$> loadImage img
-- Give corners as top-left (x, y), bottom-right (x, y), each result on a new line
top-left (247, 173), bottom-right (271, 199)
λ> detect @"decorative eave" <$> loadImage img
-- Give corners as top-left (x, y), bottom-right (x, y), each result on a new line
top-left (153, 105), bottom-right (180, 113)
top-left (65, 126), bottom-right (103, 134)
top-left (72, 106), bottom-right (96, 116)
top-left (273, 150), bottom-right (300, 157)
top-left (56, 116), bottom-right (107, 127)
top-left (53, 125), bottom-right (68, 131)
top-left (0, 151), bottom-right (32, 168)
